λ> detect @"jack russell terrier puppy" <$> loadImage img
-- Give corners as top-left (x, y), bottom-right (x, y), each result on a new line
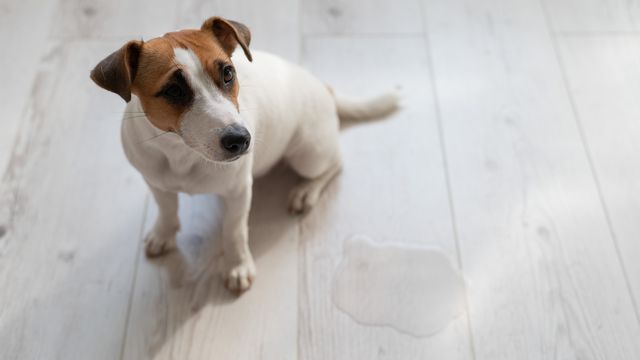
top-left (90, 16), bottom-right (398, 292)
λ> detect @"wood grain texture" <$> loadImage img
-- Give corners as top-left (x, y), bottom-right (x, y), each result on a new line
top-left (0, 41), bottom-right (147, 360)
top-left (423, 0), bottom-right (640, 358)
top-left (558, 34), bottom-right (640, 323)
top-left (0, 0), bottom-right (57, 176)
top-left (51, 0), bottom-right (179, 39)
top-left (297, 36), bottom-right (473, 360)
top-left (544, 0), bottom-right (640, 32)
top-left (301, 0), bottom-right (423, 35)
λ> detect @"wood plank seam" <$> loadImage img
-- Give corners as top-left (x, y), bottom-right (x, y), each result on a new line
top-left (555, 30), bottom-right (640, 36)
top-left (418, 1), bottom-right (478, 358)
top-left (539, 0), bottom-right (640, 325)
top-left (117, 196), bottom-right (150, 360)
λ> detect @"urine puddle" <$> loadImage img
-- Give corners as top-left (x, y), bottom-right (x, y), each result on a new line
top-left (331, 235), bottom-right (466, 337)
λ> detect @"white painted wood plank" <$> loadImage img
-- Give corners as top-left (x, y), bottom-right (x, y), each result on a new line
top-left (544, 0), bottom-right (640, 32)
top-left (298, 36), bottom-right (473, 360)
top-left (558, 34), bottom-right (640, 324)
top-left (0, 41), bottom-right (148, 360)
top-left (122, 165), bottom-right (299, 360)
top-left (423, 0), bottom-right (640, 358)
top-left (176, 0), bottom-right (300, 62)
top-left (301, 0), bottom-right (423, 35)
top-left (0, 0), bottom-right (56, 178)
top-left (51, 0), bottom-right (179, 40)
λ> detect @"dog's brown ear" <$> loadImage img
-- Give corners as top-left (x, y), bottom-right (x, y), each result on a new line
top-left (201, 17), bottom-right (252, 62)
top-left (90, 40), bottom-right (143, 102)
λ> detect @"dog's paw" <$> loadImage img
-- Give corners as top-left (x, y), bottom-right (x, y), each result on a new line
top-left (288, 182), bottom-right (322, 215)
top-left (221, 258), bottom-right (256, 293)
top-left (144, 228), bottom-right (177, 257)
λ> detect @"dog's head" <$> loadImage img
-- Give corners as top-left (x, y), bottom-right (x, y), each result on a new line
top-left (90, 17), bottom-right (253, 162)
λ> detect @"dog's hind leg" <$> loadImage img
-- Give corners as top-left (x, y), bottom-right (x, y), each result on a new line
top-left (286, 119), bottom-right (342, 214)
top-left (288, 160), bottom-right (341, 214)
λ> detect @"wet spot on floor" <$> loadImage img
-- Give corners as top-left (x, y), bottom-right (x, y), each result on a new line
top-left (332, 235), bottom-right (466, 337)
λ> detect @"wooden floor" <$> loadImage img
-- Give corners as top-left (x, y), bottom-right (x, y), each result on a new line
top-left (2, 0), bottom-right (640, 359)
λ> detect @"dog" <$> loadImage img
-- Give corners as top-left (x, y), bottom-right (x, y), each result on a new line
top-left (90, 16), bottom-right (398, 292)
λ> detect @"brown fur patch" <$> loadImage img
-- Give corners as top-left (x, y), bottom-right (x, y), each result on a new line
top-left (131, 30), bottom-right (240, 132)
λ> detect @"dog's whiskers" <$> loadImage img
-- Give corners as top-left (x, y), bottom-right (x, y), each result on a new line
top-left (122, 115), bottom-right (150, 121)
top-left (136, 131), bottom-right (170, 145)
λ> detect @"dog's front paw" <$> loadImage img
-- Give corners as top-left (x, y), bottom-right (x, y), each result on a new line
top-left (144, 227), bottom-right (177, 257)
top-left (221, 257), bottom-right (256, 293)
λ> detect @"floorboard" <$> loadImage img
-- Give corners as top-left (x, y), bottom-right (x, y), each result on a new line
top-left (51, 0), bottom-right (179, 40)
top-left (297, 36), bottom-right (473, 360)
top-left (423, 0), bottom-right (640, 358)
top-left (301, 0), bottom-right (423, 35)
top-left (0, 0), bottom-right (57, 175)
top-left (544, 0), bottom-right (640, 33)
top-left (0, 41), bottom-right (148, 360)
top-left (558, 33), bottom-right (640, 323)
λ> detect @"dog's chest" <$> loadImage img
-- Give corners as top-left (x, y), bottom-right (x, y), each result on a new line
top-left (162, 155), bottom-right (211, 193)
top-left (139, 140), bottom-right (243, 194)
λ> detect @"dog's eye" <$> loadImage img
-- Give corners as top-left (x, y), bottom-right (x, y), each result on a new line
top-left (156, 70), bottom-right (193, 106)
top-left (223, 65), bottom-right (234, 85)
top-left (163, 84), bottom-right (185, 99)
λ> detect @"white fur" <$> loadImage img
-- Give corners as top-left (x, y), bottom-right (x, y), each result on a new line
top-left (174, 48), bottom-right (245, 162)
top-left (121, 49), bottom-right (398, 291)
top-left (335, 91), bottom-right (400, 121)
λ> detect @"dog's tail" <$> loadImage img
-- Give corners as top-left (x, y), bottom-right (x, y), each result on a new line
top-left (332, 89), bottom-right (400, 122)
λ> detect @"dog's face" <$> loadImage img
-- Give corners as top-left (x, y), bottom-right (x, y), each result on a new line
top-left (90, 17), bottom-right (253, 162)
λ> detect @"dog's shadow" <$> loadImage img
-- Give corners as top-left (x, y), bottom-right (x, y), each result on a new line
top-left (132, 162), bottom-right (306, 356)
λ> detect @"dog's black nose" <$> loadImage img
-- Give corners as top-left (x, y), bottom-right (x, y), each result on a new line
top-left (220, 124), bottom-right (251, 155)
